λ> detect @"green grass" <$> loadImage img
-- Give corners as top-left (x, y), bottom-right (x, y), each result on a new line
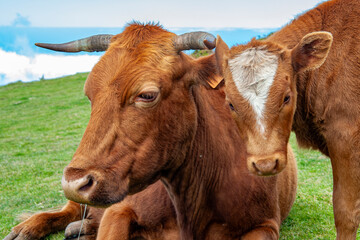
top-left (280, 136), bottom-right (336, 239)
top-left (0, 74), bottom-right (90, 239)
top-left (0, 73), bottom-right (357, 239)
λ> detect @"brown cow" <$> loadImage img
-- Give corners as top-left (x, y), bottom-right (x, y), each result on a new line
top-left (3, 28), bottom-right (220, 240)
top-left (51, 23), bottom-right (297, 239)
top-left (215, 0), bottom-right (360, 238)
top-left (4, 181), bottom-right (178, 240)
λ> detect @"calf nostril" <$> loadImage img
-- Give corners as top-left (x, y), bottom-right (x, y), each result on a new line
top-left (252, 162), bottom-right (257, 169)
top-left (78, 176), bottom-right (94, 192)
top-left (252, 161), bottom-right (263, 176)
top-left (274, 159), bottom-right (279, 170)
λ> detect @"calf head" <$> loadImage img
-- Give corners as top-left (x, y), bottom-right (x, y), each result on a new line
top-left (215, 32), bottom-right (332, 176)
top-left (37, 23), bottom-right (219, 206)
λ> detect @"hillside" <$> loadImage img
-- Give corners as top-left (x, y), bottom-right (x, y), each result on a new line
top-left (0, 73), bottom-right (337, 239)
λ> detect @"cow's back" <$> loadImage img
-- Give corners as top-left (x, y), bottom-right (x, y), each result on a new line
top-left (292, 0), bottom-right (360, 153)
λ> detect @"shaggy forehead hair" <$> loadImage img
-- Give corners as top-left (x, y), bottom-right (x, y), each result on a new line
top-left (85, 23), bottom-right (177, 105)
top-left (229, 46), bottom-right (278, 133)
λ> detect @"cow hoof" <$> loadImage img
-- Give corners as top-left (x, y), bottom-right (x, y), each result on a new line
top-left (3, 232), bottom-right (17, 240)
top-left (3, 231), bottom-right (34, 240)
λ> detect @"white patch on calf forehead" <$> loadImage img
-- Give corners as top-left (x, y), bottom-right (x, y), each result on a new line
top-left (229, 47), bottom-right (278, 134)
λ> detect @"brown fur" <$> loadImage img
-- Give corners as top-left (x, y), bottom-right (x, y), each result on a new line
top-left (216, 0), bottom-right (360, 239)
top-left (61, 23), bottom-right (297, 239)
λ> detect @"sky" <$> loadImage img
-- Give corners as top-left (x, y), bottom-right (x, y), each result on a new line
top-left (1, 0), bottom-right (325, 29)
top-left (0, 0), bottom-right (326, 85)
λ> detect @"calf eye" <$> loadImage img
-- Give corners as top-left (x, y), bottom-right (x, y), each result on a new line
top-left (136, 92), bottom-right (159, 102)
top-left (283, 95), bottom-right (291, 104)
top-left (229, 103), bottom-right (235, 111)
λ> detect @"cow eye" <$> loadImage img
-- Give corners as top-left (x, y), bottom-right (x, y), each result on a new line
top-left (283, 95), bottom-right (290, 104)
top-left (136, 92), bottom-right (158, 102)
top-left (134, 85), bottom-right (160, 107)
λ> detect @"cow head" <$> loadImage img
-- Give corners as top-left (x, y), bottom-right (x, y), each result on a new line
top-left (215, 32), bottom-right (332, 176)
top-left (37, 23), bottom-right (219, 206)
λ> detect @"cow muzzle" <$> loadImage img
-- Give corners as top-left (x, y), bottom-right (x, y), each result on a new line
top-left (61, 166), bottom-right (98, 205)
top-left (247, 152), bottom-right (287, 176)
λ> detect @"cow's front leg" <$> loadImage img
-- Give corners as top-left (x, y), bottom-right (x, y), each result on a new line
top-left (4, 200), bottom-right (82, 240)
top-left (96, 204), bottom-right (137, 240)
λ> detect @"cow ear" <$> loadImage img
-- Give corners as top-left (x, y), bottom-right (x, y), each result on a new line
top-left (291, 31), bottom-right (333, 72)
top-left (215, 35), bottom-right (230, 77)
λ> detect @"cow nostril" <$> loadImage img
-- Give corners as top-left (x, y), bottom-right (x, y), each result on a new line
top-left (78, 176), bottom-right (94, 192)
top-left (62, 171), bottom-right (98, 204)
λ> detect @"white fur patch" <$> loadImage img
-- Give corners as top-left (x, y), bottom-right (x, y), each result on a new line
top-left (229, 47), bottom-right (278, 134)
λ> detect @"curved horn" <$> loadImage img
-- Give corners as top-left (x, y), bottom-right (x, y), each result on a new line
top-left (174, 32), bottom-right (216, 52)
top-left (35, 34), bottom-right (114, 52)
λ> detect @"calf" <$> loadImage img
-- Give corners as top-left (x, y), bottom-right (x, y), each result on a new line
top-left (215, 0), bottom-right (360, 238)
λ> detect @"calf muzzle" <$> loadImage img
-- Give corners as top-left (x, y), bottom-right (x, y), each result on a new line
top-left (247, 152), bottom-right (287, 176)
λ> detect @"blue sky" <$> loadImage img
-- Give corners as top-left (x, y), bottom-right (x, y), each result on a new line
top-left (1, 0), bottom-right (324, 29)
top-left (0, 0), bottom-right (326, 85)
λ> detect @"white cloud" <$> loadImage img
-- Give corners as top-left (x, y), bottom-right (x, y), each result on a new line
top-left (0, 48), bottom-right (100, 85)
top-left (11, 13), bottom-right (31, 27)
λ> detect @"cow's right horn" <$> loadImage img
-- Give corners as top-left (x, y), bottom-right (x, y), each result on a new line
top-left (174, 32), bottom-right (216, 52)
top-left (35, 34), bottom-right (114, 52)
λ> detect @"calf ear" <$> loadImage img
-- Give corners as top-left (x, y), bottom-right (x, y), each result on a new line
top-left (207, 74), bottom-right (224, 89)
top-left (291, 31), bottom-right (333, 72)
top-left (215, 35), bottom-right (230, 77)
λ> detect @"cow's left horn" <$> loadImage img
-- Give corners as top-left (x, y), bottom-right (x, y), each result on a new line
top-left (35, 34), bottom-right (114, 52)
top-left (174, 32), bottom-right (216, 52)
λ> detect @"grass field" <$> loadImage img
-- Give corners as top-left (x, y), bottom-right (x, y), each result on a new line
top-left (0, 73), bottom-right (358, 239)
